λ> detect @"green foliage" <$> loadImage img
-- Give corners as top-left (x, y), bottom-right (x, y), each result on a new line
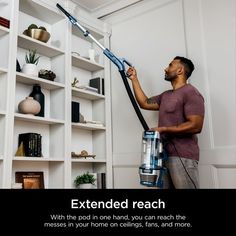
top-left (27, 24), bottom-right (47, 31)
top-left (39, 26), bottom-right (47, 31)
top-left (28, 24), bottom-right (38, 30)
top-left (74, 172), bottom-right (96, 187)
top-left (25, 49), bottom-right (40, 65)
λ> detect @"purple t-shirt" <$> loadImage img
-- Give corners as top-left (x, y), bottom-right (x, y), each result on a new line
top-left (155, 84), bottom-right (205, 161)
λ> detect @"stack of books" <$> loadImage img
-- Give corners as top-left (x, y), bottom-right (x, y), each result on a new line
top-left (0, 16), bottom-right (10, 28)
top-left (18, 133), bottom-right (42, 157)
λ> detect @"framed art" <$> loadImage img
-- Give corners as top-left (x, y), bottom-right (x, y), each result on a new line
top-left (15, 171), bottom-right (44, 189)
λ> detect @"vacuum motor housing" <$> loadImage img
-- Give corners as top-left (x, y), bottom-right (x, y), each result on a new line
top-left (139, 130), bottom-right (165, 187)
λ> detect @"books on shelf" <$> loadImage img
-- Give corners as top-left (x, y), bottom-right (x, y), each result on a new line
top-left (89, 77), bottom-right (104, 95)
top-left (15, 171), bottom-right (44, 189)
top-left (16, 132), bottom-right (42, 157)
top-left (0, 16), bottom-right (10, 29)
top-left (71, 101), bottom-right (80, 122)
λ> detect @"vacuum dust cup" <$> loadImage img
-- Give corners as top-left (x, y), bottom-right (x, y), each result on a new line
top-left (139, 130), bottom-right (164, 187)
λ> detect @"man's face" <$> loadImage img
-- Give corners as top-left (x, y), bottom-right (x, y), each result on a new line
top-left (164, 59), bottom-right (181, 81)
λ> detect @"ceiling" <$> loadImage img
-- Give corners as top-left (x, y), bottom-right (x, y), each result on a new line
top-left (71, 0), bottom-right (117, 12)
top-left (71, 0), bottom-right (143, 19)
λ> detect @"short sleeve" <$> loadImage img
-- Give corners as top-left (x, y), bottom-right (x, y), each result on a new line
top-left (184, 89), bottom-right (205, 117)
top-left (155, 92), bottom-right (165, 106)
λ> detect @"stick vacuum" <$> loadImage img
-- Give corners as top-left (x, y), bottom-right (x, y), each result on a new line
top-left (56, 3), bottom-right (167, 188)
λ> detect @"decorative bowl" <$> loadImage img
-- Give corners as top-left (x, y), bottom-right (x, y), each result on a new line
top-left (23, 29), bottom-right (50, 43)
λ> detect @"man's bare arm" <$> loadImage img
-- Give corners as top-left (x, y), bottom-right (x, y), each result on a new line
top-left (127, 67), bottom-right (159, 110)
top-left (153, 115), bottom-right (204, 134)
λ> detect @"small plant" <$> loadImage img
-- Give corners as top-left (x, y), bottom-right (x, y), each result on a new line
top-left (27, 24), bottom-right (38, 30)
top-left (74, 172), bottom-right (96, 188)
top-left (27, 24), bottom-right (48, 32)
top-left (71, 77), bottom-right (79, 87)
top-left (25, 49), bottom-right (40, 65)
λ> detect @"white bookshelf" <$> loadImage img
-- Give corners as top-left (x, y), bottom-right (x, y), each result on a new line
top-left (14, 113), bottom-right (65, 125)
top-left (70, 2), bottom-right (111, 188)
top-left (72, 54), bottom-right (104, 71)
top-left (0, 25), bottom-right (9, 37)
top-left (0, 0), bottom-right (11, 185)
top-left (72, 87), bottom-right (105, 100)
top-left (16, 72), bottom-right (65, 90)
top-left (0, 0), bottom-right (112, 189)
top-left (72, 122), bottom-right (106, 131)
top-left (0, 67), bottom-right (8, 74)
top-left (72, 159), bottom-right (106, 163)
top-left (18, 34), bottom-right (65, 57)
top-left (13, 157), bottom-right (64, 161)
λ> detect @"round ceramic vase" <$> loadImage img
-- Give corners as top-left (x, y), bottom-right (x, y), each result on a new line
top-left (18, 96), bottom-right (41, 115)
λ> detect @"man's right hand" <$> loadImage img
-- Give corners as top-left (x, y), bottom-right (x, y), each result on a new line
top-left (126, 67), bottom-right (137, 81)
top-left (126, 67), bottom-right (159, 110)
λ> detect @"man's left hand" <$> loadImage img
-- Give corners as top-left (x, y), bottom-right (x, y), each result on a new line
top-left (150, 127), bottom-right (167, 133)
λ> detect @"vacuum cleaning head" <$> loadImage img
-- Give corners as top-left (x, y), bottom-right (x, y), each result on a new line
top-left (139, 167), bottom-right (163, 186)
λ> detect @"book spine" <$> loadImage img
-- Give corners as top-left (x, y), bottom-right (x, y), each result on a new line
top-left (38, 134), bottom-right (42, 157)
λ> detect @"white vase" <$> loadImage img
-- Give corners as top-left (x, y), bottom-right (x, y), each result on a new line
top-left (22, 63), bottom-right (38, 77)
top-left (18, 96), bottom-right (41, 115)
top-left (88, 49), bottom-right (95, 62)
top-left (78, 183), bottom-right (95, 189)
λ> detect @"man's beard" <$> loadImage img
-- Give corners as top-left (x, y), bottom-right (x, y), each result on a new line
top-left (164, 72), bottom-right (177, 81)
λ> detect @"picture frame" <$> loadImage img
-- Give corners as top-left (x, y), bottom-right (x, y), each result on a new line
top-left (15, 171), bottom-right (44, 189)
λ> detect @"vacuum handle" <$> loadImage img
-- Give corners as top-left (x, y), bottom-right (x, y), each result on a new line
top-left (122, 58), bottom-right (132, 67)
top-left (119, 70), bottom-right (149, 131)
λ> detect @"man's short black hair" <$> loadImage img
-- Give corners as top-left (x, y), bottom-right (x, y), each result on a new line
top-left (174, 56), bottom-right (194, 79)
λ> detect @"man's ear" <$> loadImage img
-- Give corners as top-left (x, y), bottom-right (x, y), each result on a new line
top-left (177, 65), bottom-right (184, 75)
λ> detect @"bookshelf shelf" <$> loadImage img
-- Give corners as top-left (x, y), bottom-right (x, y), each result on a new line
top-left (72, 123), bottom-right (106, 131)
top-left (72, 87), bottom-right (105, 100)
top-left (0, 110), bottom-right (6, 115)
top-left (19, 0), bottom-right (64, 24)
top-left (14, 113), bottom-right (65, 125)
top-left (72, 158), bottom-right (106, 163)
top-left (13, 157), bottom-right (64, 162)
top-left (16, 72), bottom-right (65, 90)
top-left (18, 34), bottom-right (65, 58)
top-left (0, 67), bottom-right (8, 74)
top-left (0, 25), bottom-right (9, 36)
top-left (72, 55), bottom-right (104, 72)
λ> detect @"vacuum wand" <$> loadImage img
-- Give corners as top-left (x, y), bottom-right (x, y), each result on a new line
top-left (56, 3), bottom-right (105, 50)
top-left (56, 4), bottom-right (167, 188)
top-left (56, 3), bottom-right (149, 131)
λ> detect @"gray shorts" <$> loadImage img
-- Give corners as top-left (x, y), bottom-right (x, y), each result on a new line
top-left (163, 156), bottom-right (199, 189)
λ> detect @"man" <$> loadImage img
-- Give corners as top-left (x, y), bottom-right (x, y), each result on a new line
top-left (127, 56), bottom-right (205, 189)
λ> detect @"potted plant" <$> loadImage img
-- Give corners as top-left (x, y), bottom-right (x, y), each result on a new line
top-left (23, 24), bottom-right (50, 43)
top-left (22, 49), bottom-right (40, 76)
top-left (74, 172), bottom-right (96, 189)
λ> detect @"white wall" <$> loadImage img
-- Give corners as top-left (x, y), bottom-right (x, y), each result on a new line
top-left (104, 0), bottom-right (236, 188)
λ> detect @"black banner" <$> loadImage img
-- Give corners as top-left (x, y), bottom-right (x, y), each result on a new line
top-left (0, 189), bottom-right (235, 233)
